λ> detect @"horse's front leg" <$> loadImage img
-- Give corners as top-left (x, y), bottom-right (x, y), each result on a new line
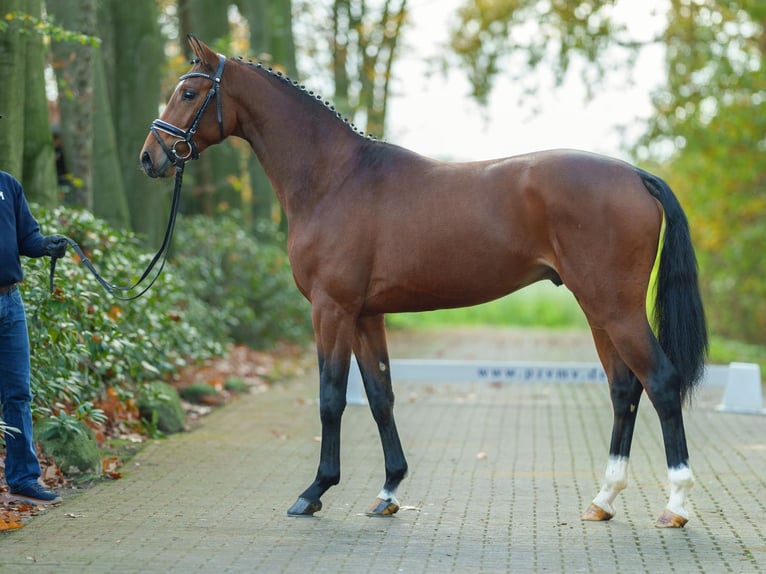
top-left (353, 314), bottom-right (408, 516)
top-left (287, 298), bottom-right (355, 517)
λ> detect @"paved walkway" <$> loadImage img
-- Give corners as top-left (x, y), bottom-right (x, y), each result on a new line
top-left (1, 328), bottom-right (765, 573)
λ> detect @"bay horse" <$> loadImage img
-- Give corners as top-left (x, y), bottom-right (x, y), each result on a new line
top-left (140, 36), bottom-right (707, 528)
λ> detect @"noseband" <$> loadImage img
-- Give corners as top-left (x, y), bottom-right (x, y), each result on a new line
top-left (150, 54), bottom-right (226, 165)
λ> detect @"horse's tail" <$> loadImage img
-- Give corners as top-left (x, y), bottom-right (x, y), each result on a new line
top-left (637, 169), bottom-right (708, 403)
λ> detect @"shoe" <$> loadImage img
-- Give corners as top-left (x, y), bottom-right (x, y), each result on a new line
top-left (9, 482), bottom-right (63, 505)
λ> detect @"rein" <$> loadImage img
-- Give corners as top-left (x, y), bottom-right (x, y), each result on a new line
top-left (49, 162), bottom-right (186, 301)
top-left (49, 54), bottom-right (227, 300)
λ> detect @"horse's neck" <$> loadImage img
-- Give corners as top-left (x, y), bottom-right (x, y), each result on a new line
top-left (229, 63), bottom-right (363, 220)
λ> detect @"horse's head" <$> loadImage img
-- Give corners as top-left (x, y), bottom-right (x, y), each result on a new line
top-left (140, 35), bottom-right (231, 178)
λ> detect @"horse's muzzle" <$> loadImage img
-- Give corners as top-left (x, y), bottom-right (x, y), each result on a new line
top-left (140, 150), bottom-right (171, 179)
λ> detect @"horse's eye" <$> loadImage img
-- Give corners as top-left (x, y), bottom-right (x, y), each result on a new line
top-left (182, 89), bottom-right (196, 101)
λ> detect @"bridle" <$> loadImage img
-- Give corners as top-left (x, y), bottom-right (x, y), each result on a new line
top-left (150, 54), bottom-right (226, 165)
top-left (49, 54), bottom-right (227, 301)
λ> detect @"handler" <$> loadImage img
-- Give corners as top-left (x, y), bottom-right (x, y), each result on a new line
top-left (0, 159), bottom-right (68, 504)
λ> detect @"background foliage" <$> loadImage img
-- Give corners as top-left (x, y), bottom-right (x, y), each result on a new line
top-left (22, 205), bottom-right (309, 433)
top-left (636, 0), bottom-right (766, 343)
top-left (172, 215), bottom-right (313, 347)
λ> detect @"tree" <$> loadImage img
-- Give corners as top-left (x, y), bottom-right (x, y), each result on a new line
top-left (22, 0), bottom-right (58, 206)
top-left (238, 0), bottom-right (297, 78)
top-left (99, 0), bottom-right (163, 237)
top-left (0, 1), bottom-right (58, 205)
top-left (48, 0), bottom-right (98, 210)
top-left (330, 0), bottom-right (408, 137)
top-left (0, 0), bottom-right (26, 178)
top-left (447, 0), bottom-right (628, 105)
top-left (236, 0), bottom-right (298, 227)
top-left (89, 28), bottom-right (130, 230)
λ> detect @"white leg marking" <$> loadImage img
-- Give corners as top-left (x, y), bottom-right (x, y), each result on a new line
top-left (591, 456), bottom-right (629, 516)
top-left (666, 465), bottom-right (695, 519)
top-left (376, 488), bottom-right (399, 505)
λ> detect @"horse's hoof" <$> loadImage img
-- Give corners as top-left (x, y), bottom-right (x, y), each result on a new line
top-left (655, 509), bottom-right (688, 528)
top-left (366, 497), bottom-right (400, 516)
top-left (287, 497), bottom-right (322, 517)
top-left (581, 503), bottom-right (614, 522)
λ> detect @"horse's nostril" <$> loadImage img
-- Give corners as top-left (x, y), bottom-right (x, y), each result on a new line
top-left (140, 150), bottom-right (154, 174)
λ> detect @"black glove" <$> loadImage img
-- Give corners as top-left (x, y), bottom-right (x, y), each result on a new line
top-left (43, 235), bottom-right (69, 259)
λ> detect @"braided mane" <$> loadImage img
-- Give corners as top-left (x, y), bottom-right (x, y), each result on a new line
top-left (236, 56), bottom-right (376, 141)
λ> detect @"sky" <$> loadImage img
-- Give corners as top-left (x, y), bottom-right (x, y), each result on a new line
top-left (385, 0), bottom-right (668, 162)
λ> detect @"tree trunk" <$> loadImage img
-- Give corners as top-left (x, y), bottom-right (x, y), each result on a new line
top-left (236, 0), bottom-right (297, 229)
top-left (21, 0), bottom-right (58, 206)
top-left (48, 0), bottom-right (97, 210)
top-left (0, 1), bottom-right (57, 203)
top-left (332, 0), bottom-right (353, 119)
top-left (268, 0), bottom-right (297, 77)
top-left (91, 36), bottom-right (130, 229)
top-left (104, 0), bottom-right (164, 239)
top-left (330, 0), bottom-right (407, 138)
top-left (0, 0), bottom-right (27, 178)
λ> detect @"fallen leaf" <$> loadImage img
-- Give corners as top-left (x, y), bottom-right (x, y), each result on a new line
top-left (101, 456), bottom-right (123, 480)
top-left (0, 512), bottom-right (23, 530)
top-left (43, 465), bottom-right (60, 482)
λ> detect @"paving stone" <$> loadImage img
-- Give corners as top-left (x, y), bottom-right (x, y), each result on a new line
top-left (0, 329), bottom-right (763, 573)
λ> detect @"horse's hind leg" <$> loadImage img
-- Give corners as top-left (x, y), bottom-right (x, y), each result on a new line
top-left (353, 314), bottom-right (408, 516)
top-left (583, 327), bottom-right (644, 522)
top-left (597, 318), bottom-right (694, 527)
top-left (642, 344), bottom-right (695, 528)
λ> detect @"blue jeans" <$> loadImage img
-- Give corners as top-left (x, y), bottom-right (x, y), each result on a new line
top-left (0, 288), bottom-right (40, 490)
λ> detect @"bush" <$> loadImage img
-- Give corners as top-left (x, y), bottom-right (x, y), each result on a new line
top-left (223, 377), bottom-right (248, 393)
top-left (136, 381), bottom-right (186, 435)
top-left (15, 206), bottom-right (311, 443)
top-left (33, 415), bottom-right (102, 476)
top-left (24, 206), bottom-right (228, 425)
top-left (178, 382), bottom-right (218, 403)
top-left (171, 215), bottom-right (312, 348)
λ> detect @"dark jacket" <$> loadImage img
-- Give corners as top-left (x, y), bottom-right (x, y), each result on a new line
top-left (0, 171), bottom-right (46, 286)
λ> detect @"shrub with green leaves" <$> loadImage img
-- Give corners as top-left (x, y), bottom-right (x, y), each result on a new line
top-left (137, 381), bottom-right (186, 435)
top-left (33, 414), bottom-right (102, 476)
top-left (13, 205), bottom-right (311, 442)
top-left (172, 215), bottom-right (312, 348)
top-left (22, 207), bottom-right (227, 424)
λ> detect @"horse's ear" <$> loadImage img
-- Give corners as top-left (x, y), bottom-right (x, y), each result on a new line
top-left (186, 34), bottom-right (217, 69)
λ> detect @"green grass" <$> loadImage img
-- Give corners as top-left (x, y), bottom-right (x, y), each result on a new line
top-left (709, 337), bottom-right (766, 372)
top-left (386, 283), bottom-right (589, 330)
top-left (385, 283), bottom-right (766, 373)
